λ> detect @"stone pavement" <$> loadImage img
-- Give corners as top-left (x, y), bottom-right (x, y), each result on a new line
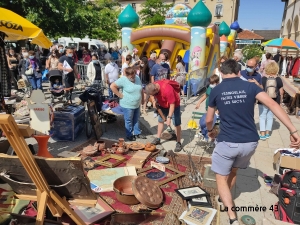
top-left (139, 95), bottom-right (298, 225)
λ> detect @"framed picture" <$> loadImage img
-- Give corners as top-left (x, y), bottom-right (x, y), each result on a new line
top-left (189, 195), bottom-right (212, 207)
top-left (72, 197), bottom-right (115, 224)
top-left (180, 206), bottom-right (217, 225)
top-left (175, 186), bottom-right (209, 200)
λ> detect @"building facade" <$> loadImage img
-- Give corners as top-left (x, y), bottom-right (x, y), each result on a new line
top-left (119, 0), bottom-right (240, 26)
top-left (280, 0), bottom-right (300, 41)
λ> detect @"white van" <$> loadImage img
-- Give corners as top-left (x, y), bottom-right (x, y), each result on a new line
top-left (57, 37), bottom-right (107, 50)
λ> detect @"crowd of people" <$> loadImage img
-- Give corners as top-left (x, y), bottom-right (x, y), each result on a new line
top-left (110, 49), bottom-right (185, 152)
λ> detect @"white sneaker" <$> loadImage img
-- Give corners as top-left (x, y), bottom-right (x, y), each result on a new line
top-left (195, 132), bottom-right (203, 138)
top-left (231, 220), bottom-right (240, 225)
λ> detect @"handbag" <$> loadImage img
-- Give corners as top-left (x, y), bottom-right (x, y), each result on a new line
top-left (25, 68), bottom-right (34, 76)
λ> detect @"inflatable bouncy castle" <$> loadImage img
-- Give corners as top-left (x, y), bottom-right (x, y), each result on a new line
top-left (118, 1), bottom-right (239, 96)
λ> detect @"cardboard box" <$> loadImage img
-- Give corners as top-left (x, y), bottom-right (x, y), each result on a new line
top-left (273, 151), bottom-right (300, 174)
top-left (17, 124), bottom-right (34, 138)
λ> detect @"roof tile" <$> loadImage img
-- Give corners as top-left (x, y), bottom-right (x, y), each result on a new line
top-left (237, 30), bottom-right (264, 40)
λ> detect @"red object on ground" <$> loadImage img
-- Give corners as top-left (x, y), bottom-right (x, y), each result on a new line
top-left (33, 135), bottom-right (53, 158)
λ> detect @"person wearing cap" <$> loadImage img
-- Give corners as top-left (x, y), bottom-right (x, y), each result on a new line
top-left (105, 56), bottom-right (119, 98)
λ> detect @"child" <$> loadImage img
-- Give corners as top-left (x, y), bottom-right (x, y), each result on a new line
top-left (53, 78), bottom-right (64, 90)
top-left (195, 74), bottom-right (220, 110)
top-left (195, 74), bottom-right (220, 140)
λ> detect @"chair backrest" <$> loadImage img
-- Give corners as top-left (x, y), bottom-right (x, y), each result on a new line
top-left (192, 112), bottom-right (205, 120)
top-left (192, 111), bottom-right (220, 125)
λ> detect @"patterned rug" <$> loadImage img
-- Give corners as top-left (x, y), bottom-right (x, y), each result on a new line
top-left (66, 137), bottom-right (218, 225)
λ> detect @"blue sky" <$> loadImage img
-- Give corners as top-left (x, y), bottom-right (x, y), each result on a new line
top-left (238, 0), bottom-right (285, 30)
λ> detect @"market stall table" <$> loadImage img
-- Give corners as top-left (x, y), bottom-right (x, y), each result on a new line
top-left (281, 77), bottom-right (300, 117)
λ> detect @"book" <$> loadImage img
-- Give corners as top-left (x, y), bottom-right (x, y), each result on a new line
top-left (179, 206), bottom-right (217, 225)
top-left (126, 151), bottom-right (152, 169)
top-left (72, 197), bottom-right (115, 224)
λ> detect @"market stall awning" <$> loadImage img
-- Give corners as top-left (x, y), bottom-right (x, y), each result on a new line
top-left (0, 7), bottom-right (52, 48)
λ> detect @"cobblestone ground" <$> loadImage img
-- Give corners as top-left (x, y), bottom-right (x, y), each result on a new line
top-left (15, 82), bottom-right (157, 156)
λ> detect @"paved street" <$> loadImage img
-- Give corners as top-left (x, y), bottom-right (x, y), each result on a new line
top-left (15, 85), bottom-right (298, 225)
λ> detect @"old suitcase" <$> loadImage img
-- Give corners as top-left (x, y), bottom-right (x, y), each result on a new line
top-left (51, 105), bottom-right (85, 141)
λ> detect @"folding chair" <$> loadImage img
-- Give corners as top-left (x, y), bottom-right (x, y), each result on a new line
top-left (191, 111), bottom-right (219, 157)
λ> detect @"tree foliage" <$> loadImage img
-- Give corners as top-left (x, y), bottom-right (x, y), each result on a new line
top-left (139, 0), bottom-right (173, 26)
top-left (0, 0), bottom-right (121, 42)
top-left (91, 0), bottom-right (121, 43)
top-left (242, 44), bottom-right (264, 61)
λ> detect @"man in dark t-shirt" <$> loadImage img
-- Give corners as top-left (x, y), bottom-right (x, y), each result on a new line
top-left (150, 53), bottom-right (170, 82)
top-left (206, 59), bottom-right (300, 225)
top-left (240, 58), bottom-right (262, 89)
top-left (58, 47), bottom-right (78, 103)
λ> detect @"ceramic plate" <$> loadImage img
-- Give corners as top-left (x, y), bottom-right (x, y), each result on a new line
top-left (156, 156), bottom-right (170, 164)
top-left (146, 171), bottom-right (166, 180)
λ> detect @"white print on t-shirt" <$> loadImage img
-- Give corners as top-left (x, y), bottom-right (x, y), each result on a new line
top-left (157, 67), bottom-right (168, 80)
top-left (221, 90), bottom-right (247, 105)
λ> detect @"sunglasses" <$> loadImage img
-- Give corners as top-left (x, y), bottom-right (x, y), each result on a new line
top-left (246, 65), bottom-right (255, 69)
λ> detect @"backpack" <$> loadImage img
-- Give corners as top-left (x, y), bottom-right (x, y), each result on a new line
top-left (158, 79), bottom-right (181, 93)
top-left (265, 77), bottom-right (277, 98)
top-left (274, 202), bottom-right (294, 223)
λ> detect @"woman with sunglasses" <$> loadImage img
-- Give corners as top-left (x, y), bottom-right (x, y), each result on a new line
top-left (110, 67), bottom-right (146, 141)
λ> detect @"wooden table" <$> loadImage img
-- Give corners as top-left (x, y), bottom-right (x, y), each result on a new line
top-left (281, 77), bottom-right (300, 117)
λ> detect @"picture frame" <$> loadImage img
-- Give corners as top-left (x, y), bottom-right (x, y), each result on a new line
top-left (72, 197), bottom-right (115, 224)
top-left (137, 164), bottom-right (185, 186)
top-left (96, 154), bottom-right (127, 168)
top-left (189, 195), bottom-right (212, 207)
top-left (180, 206), bottom-right (217, 225)
top-left (175, 186), bottom-right (209, 200)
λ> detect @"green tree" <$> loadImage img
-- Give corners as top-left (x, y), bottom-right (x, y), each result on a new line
top-left (0, 0), bottom-right (121, 43)
top-left (91, 0), bottom-right (121, 44)
top-left (242, 44), bottom-right (264, 61)
top-left (139, 0), bottom-right (173, 26)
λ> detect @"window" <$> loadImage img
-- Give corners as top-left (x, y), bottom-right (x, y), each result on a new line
top-left (184, 0), bottom-right (189, 3)
top-left (132, 3), bottom-right (136, 11)
top-left (215, 4), bottom-right (223, 17)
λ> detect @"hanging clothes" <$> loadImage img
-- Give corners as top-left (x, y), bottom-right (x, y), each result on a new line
top-left (0, 46), bottom-right (10, 97)
top-left (281, 58), bottom-right (287, 76)
top-left (291, 58), bottom-right (300, 77)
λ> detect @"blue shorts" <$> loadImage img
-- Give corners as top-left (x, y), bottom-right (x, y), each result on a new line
top-left (211, 141), bottom-right (258, 176)
top-left (158, 106), bottom-right (181, 126)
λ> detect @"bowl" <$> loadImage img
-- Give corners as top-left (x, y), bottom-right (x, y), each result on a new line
top-left (113, 176), bottom-right (139, 205)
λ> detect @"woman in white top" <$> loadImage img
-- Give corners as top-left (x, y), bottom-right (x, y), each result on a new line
top-left (87, 54), bottom-right (102, 83)
top-left (122, 54), bottom-right (132, 76)
top-left (213, 55), bottom-right (228, 83)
